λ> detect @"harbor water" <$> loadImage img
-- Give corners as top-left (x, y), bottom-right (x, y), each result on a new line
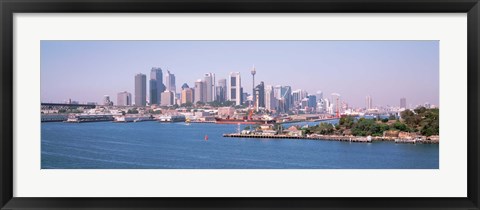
top-left (41, 121), bottom-right (439, 169)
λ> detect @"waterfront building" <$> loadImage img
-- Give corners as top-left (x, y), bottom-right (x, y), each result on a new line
top-left (265, 85), bottom-right (277, 111)
top-left (135, 73), bottom-right (147, 106)
top-left (254, 81), bottom-right (265, 109)
top-left (181, 88), bottom-right (194, 104)
top-left (400, 97), bottom-right (407, 109)
top-left (218, 107), bottom-right (235, 117)
top-left (366, 95), bottom-right (373, 109)
top-left (194, 79), bottom-right (206, 103)
top-left (117, 91), bottom-right (132, 106)
top-left (204, 73), bottom-right (215, 102)
top-left (149, 67), bottom-right (166, 105)
top-left (161, 91), bottom-right (174, 106)
top-left (216, 78), bottom-right (227, 102)
top-left (181, 83), bottom-right (189, 90)
top-left (228, 72), bottom-right (242, 105)
top-left (165, 70), bottom-right (176, 94)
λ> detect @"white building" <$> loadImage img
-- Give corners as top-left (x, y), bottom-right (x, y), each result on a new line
top-left (117, 91), bottom-right (132, 106)
top-left (161, 91), bottom-right (174, 106)
top-left (228, 72), bottom-right (242, 105)
top-left (265, 85), bottom-right (277, 111)
top-left (204, 73), bottom-right (215, 102)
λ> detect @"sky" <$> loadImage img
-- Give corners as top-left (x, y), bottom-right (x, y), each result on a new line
top-left (41, 40), bottom-right (439, 108)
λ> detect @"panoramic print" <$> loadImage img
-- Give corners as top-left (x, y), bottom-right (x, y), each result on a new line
top-left (41, 41), bottom-right (439, 169)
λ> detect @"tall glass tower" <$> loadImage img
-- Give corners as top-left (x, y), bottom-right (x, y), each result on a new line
top-left (150, 67), bottom-right (165, 105)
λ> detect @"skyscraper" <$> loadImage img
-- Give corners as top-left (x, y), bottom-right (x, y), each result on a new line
top-left (254, 81), bottom-right (265, 109)
top-left (150, 67), bottom-right (165, 105)
top-left (228, 72), bottom-right (242, 106)
top-left (366, 95), bottom-right (373, 109)
top-left (273, 85), bottom-right (282, 99)
top-left (280, 86), bottom-right (292, 111)
top-left (307, 95), bottom-right (317, 110)
top-left (216, 78), bottom-right (227, 102)
top-left (204, 73), bottom-right (215, 102)
top-left (117, 91), bottom-right (132, 106)
top-left (103, 95), bottom-right (112, 106)
top-left (194, 79), bottom-right (206, 103)
top-left (292, 89), bottom-right (307, 107)
top-left (181, 88), bottom-right (194, 104)
top-left (165, 70), bottom-right (176, 93)
top-left (316, 91), bottom-right (323, 102)
top-left (265, 85), bottom-right (277, 111)
top-left (400, 97), bottom-right (407, 109)
top-left (135, 73), bottom-right (147, 106)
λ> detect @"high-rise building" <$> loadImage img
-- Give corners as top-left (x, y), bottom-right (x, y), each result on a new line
top-left (165, 70), bottom-right (176, 93)
top-left (103, 95), bottom-right (112, 106)
top-left (316, 91), bottom-right (323, 102)
top-left (265, 85), bottom-right (277, 111)
top-left (117, 91), bottom-right (132, 106)
top-left (134, 73), bottom-right (147, 106)
top-left (254, 81), bottom-right (265, 109)
top-left (161, 91), bottom-right (174, 106)
top-left (149, 67), bottom-right (165, 105)
top-left (307, 95), bottom-right (317, 110)
top-left (181, 88), bottom-right (194, 104)
top-left (204, 73), bottom-right (215, 102)
top-left (330, 93), bottom-right (341, 116)
top-left (251, 66), bottom-right (256, 106)
top-left (280, 86), bottom-right (292, 111)
top-left (400, 97), bottom-right (407, 109)
top-left (194, 79), bottom-right (206, 103)
top-left (216, 78), bottom-right (227, 102)
top-left (228, 72), bottom-right (242, 106)
top-left (181, 83), bottom-right (189, 90)
top-left (366, 95), bottom-right (373, 109)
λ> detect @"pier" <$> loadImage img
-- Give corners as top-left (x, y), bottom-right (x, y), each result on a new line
top-left (223, 133), bottom-right (438, 144)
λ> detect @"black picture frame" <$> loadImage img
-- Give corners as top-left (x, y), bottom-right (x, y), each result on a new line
top-left (1, 0), bottom-right (479, 209)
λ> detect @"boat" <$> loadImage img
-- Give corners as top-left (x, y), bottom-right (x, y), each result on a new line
top-left (185, 118), bottom-right (191, 126)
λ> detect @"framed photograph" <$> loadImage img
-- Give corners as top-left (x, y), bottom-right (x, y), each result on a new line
top-left (1, 0), bottom-right (479, 209)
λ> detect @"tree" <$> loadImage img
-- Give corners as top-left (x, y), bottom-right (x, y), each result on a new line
top-left (381, 118), bottom-right (389, 123)
top-left (391, 121), bottom-right (409, 132)
top-left (339, 116), bottom-right (355, 129)
top-left (181, 102), bottom-right (193, 107)
top-left (127, 108), bottom-right (139, 114)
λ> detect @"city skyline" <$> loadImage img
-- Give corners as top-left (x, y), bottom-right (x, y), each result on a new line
top-left (41, 40), bottom-right (439, 108)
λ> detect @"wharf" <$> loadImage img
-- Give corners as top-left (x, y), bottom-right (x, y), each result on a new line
top-left (223, 133), bottom-right (372, 142)
top-left (222, 133), bottom-right (438, 144)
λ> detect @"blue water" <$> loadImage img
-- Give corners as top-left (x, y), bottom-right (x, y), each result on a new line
top-left (41, 121), bottom-right (439, 169)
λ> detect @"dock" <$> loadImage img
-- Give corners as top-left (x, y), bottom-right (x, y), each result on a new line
top-left (223, 133), bottom-right (372, 143)
top-left (223, 133), bottom-right (438, 144)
